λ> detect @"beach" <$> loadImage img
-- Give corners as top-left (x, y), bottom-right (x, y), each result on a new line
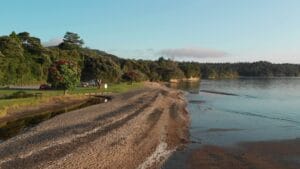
top-left (0, 83), bottom-right (189, 169)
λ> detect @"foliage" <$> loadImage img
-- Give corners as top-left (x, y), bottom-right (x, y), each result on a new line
top-left (199, 61), bottom-right (300, 79)
top-left (81, 55), bottom-right (122, 83)
top-left (122, 70), bottom-right (146, 83)
top-left (179, 62), bottom-right (201, 78)
top-left (59, 32), bottom-right (84, 50)
top-left (156, 57), bottom-right (185, 81)
top-left (47, 60), bottom-right (80, 92)
top-left (0, 31), bottom-right (299, 86)
top-left (0, 32), bottom-right (51, 85)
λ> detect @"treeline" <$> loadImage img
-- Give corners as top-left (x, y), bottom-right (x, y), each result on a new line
top-left (0, 31), bottom-right (299, 85)
top-left (200, 62), bottom-right (300, 79)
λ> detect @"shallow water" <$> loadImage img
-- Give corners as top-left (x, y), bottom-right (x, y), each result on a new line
top-left (189, 78), bottom-right (300, 146)
top-left (163, 78), bottom-right (300, 168)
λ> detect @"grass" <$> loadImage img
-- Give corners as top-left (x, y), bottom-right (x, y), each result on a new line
top-left (0, 82), bottom-right (143, 117)
top-left (0, 97), bottom-right (43, 117)
top-left (0, 89), bottom-right (64, 97)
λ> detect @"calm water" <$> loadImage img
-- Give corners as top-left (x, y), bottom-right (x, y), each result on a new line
top-left (163, 77), bottom-right (300, 168)
top-left (188, 78), bottom-right (300, 146)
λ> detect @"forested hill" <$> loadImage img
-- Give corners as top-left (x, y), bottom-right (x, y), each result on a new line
top-left (0, 31), bottom-right (299, 85)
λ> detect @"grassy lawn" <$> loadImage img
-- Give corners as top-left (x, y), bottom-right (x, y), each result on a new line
top-left (0, 82), bottom-right (143, 117)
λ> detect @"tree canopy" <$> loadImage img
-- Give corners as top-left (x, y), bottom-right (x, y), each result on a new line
top-left (0, 31), bottom-right (299, 86)
top-left (59, 32), bottom-right (84, 50)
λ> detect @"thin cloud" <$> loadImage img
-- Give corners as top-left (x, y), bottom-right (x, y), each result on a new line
top-left (42, 38), bottom-right (63, 47)
top-left (158, 47), bottom-right (227, 59)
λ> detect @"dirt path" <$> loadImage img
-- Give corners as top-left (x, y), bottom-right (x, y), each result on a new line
top-left (0, 83), bottom-right (189, 169)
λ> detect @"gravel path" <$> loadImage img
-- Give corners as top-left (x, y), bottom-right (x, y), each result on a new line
top-left (0, 83), bottom-right (189, 169)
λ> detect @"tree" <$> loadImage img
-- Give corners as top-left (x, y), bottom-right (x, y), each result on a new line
top-left (17, 32), bottom-right (44, 55)
top-left (0, 34), bottom-right (26, 84)
top-left (81, 56), bottom-right (122, 83)
top-left (122, 70), bottom-right (146, 84)
top-left (47, 60), bottom-right (80, 94)
top-left (156, 58), bottom-right (185, 81)
top-left (179, 62), bottom-right (201, 78)
top-left (0, 52), bottom-right (5, 84)
top-left (59, 32), bottom-right (84, 50)
top-left (0, 35), bottom-right (24, 58)
top-left (1, 31), bottom-right (300, 85)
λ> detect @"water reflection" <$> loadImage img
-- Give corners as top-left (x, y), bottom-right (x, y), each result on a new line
top-left (163, 78), bottom-right (300, 169)
top-left (167, 81), bottom-right (200, 94)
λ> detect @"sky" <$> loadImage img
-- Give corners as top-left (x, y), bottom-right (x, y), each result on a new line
top-left (1, 0), bottom-right (300, 63)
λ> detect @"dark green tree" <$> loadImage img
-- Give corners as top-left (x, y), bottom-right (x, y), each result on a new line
top-left (17, 32), bottom-right (44, 55)
top-left (59, 32), bottom-right (84, 50)
top-left (156, 58), bottom-right (185, 81)
top-left (122, 70), bottom-right (146, 84)
top-left (179, 62), bottom-right (201, 78)
top-left (81, 56), bottom-right (122, 83)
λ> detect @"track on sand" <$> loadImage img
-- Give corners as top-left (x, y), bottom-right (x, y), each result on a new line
top-left (0, 83), bottom-right (189, 169)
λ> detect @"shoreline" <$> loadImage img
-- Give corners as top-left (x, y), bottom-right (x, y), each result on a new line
top-left (0, 82), bottom-right (190, 169)
top-left (163, 79), bottom-right (300, 169)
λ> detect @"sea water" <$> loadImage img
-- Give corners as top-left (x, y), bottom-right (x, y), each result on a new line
top-left (163, 77), bottom-right (300, 169)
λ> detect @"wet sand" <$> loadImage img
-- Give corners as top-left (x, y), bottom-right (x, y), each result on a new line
top-left (0, 83), bottom-right (189, 169)
top-left (187, 138), bottom-right (300, 169)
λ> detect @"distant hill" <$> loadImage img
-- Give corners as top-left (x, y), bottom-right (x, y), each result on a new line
top-left (0, 31), bottom-right (299, 85)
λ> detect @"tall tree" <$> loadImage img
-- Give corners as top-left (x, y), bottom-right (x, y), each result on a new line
top-left (59, 32), bottom-right (84, 50)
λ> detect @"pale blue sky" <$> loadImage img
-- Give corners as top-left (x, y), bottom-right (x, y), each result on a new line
top-left (1, 0), bottom-right (300, 63)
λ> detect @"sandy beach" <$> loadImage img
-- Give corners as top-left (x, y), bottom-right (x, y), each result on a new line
top-left (0, 83), bottom-right (189, 169)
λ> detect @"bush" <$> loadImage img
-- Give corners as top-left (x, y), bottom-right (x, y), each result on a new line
top-left (47, 60), bottom-right (80, 93)
top-left (122, 70), bottom-right (146, 83)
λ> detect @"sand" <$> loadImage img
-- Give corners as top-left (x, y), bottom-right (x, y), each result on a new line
top-left (0, 82), bottom-right (189, 169)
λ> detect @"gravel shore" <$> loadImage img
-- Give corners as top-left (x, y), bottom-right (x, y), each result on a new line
top-left (0, 83), bottom-right (189, 169)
